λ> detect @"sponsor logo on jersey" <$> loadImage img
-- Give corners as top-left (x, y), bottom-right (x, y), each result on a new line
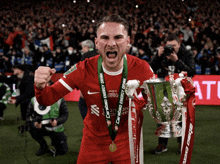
top-left (108, 90), bottom-right (118, 98)
top-left (91, 104), bottom-right (99, 116)
top-left (87, 90), bottom-right (100, 95)
top-left (102, 107), bottom-right (129, 116)
top-left (63, 64), bottom-right (77, 77)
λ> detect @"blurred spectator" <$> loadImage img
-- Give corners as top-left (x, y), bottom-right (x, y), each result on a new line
top-left (79, 39), bottom-right (98, 120)
top-left (53, 47), bottom-right (65, 73)
top-left (64, 46), bottom-right (80, 71)
top-left (0, 72), bottom-right (11, 120)
top-left (191, 47), bottom-right (202, 74)
top-left (39, 44), bottom-right (53, 68)
top-left (138, 47), bottom-right (150, 62)
top-left (80, 39), bottom-right (97, 61)
top-left (197, 45), bottom-right (212, 75)
top-left (210, 47), bottom-right (220, 75)
top-left (7, 65), bottom-right (35, 120)
top-left (0, 49), bottom-right (5, 72)
top-left (126, 44), bottom-right (138, 57)
top-left (0, 0), bottom-right (219, 75)
top-left (22, 46), bottom-right (34, 73)
top-left (180, 24), bottom-right (194, 46)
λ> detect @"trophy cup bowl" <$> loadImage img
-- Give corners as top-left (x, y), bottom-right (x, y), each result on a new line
top-left (142, 78), bottom-right (182, 138)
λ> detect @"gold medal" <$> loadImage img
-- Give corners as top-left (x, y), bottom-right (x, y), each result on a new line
top-left (109, 142), bottom-right (117, 152)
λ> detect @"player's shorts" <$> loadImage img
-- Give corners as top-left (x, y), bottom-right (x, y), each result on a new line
top-left (77, 125), bottom-right (131, 164)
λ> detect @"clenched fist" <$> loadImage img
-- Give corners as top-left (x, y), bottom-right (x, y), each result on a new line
top-left (34, 66), bottom-right (56, 89)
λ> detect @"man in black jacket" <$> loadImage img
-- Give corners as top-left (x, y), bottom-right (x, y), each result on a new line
top-left (149, 33), bottom-right (195, 154)
top-left (8, 64), bottom-right (35, 120)
top-left (150, 34), bottom-right (195, 78)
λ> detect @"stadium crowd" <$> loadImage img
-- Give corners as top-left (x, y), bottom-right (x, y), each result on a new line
top-left (0, 0), bottom-right (220, 75)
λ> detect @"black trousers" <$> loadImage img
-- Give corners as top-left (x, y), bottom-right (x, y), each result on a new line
top-left (29, 127), bottom-right (68, 155)
top-left (0, 103), bottom-right (6, 117)
top-left (20, 103), bottom-right (29, 120)
top-left (78, 97), bottom-right (88, 120)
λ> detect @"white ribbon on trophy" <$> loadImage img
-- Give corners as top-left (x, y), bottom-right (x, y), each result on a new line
top-left (125, 80), bottom-right (144, 164)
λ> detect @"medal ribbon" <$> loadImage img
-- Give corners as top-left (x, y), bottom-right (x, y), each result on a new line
top-left (98, 55), bottom-right (128, 142)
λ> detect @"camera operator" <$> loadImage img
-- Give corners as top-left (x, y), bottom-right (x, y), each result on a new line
top-left (149, 33), bottom-right (195, 154)
top-left (26, 80), bottom-right (68, 156)
top-left (150, 33), bottom-right (195, 78)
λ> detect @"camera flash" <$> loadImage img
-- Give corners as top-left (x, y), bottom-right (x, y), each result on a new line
top-left (135, 5), bottom-right (138, 8)
top-left (188, 18), bottom-right (191, 21)
top-left (92, 20), bottom-right (95, 23)
top-left (73, 0), bottom-right (76, 3)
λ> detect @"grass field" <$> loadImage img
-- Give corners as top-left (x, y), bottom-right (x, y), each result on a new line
top-left (0, 102), bottom-right (220, 164)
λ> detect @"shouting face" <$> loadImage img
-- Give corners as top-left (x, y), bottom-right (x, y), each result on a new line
top-left (95, 22), bottom-right (130, 72)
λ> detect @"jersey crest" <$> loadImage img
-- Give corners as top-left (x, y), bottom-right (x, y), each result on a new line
top-left (64, 64), bottom-right (77, 77)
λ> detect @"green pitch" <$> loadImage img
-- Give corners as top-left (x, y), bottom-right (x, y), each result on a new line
top-left (0, 102), bottom-right (219, 164)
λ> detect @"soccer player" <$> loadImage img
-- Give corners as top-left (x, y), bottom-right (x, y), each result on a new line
top-left (34, 15), bottom-right (154, 164)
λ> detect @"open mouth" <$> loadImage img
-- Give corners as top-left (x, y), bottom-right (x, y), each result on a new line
top-left (106, 51), bottom-right (117, 58)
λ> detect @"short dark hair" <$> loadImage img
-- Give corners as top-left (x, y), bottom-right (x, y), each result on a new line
top-left (167, 33), bottom-right (180, 43)
top-left (96, 14), bottom-right (129, 33)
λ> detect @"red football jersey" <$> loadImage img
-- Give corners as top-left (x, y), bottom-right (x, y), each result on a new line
top-left (35, 54), bottom-right (154, 143)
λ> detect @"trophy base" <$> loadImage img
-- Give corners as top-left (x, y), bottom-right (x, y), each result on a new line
top-left (155, 121), bottom-right (182, 138)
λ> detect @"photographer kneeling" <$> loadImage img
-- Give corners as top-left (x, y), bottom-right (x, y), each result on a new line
top-left (149, 33), bottom-right (195, 154)
top-left (26, 80), bottom-right (69, 156)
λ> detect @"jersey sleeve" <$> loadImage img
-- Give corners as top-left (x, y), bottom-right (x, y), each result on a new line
top-left (35, 61), bottom-right (86, 106)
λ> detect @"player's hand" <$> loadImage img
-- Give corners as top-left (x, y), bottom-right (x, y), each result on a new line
top-left (50, 119), bottom-right (57, 127)
top-left (34, 66), bottom-right (56, 89)
top-left (166, 52), bottom-right (178, 62)
top-left (35, 122), bottom-right (42, 129)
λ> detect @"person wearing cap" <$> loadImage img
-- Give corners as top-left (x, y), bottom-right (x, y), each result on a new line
top-left (7, 64), bottom-right (35, 120)
top-left (26, 80), bottom-right (68, 156)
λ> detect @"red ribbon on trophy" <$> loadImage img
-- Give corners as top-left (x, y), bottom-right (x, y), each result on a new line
top-left (179, 78), bottom-right (195, 164)
top-left (128, 94), bottom-right (145, 164)
top-left (166, 74), bottom-right (195, 164)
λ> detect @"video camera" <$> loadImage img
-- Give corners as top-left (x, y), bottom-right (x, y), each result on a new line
top-left (163, 44), bottom-right (174, 57)
top-left (17, 116), bottom-right (42, 134)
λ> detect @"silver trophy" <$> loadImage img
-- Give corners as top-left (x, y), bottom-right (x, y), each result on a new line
top-left (141, 66), bottom-right (183, 138)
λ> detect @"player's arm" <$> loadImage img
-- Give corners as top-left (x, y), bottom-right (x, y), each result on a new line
top-left (34, 66), bottom-right (71, 106)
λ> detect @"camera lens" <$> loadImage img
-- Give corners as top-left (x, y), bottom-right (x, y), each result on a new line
top-left (163, 44), bottom-right (174, 56)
